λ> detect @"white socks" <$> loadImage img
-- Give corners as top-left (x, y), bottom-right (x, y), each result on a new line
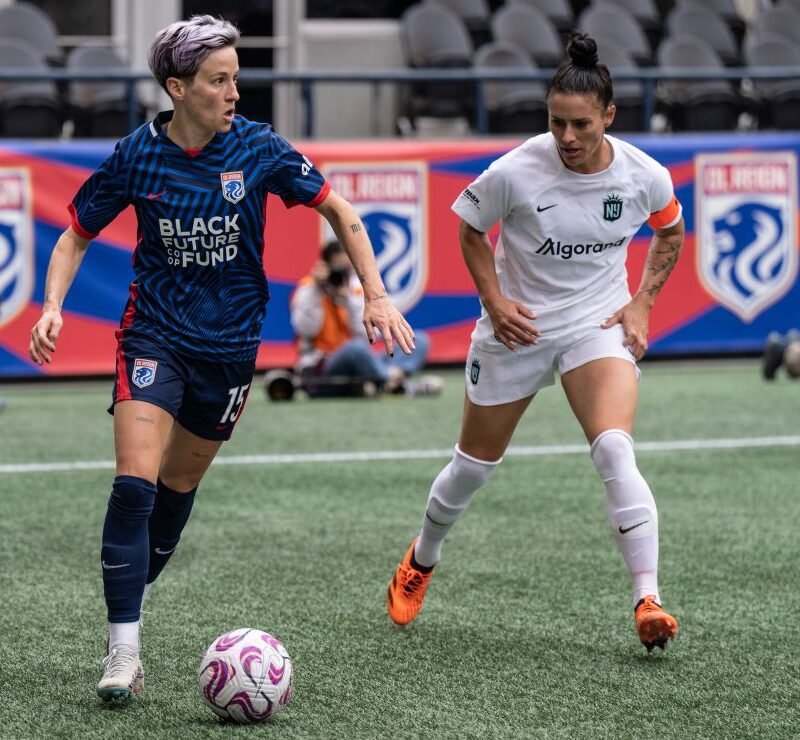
top-left (591, 429), bottom-right (660, 605)
top-left (108, 621), bottom-right (140, 653)
top-left (414, 445), bottom-right (500, 567)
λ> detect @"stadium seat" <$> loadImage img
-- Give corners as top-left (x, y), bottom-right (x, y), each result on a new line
top-left (743, 34), bottom-right (800, 130)
top-left (400, 3), bottom-right (474, 123)
top-left (598, 0), bottom-right (663, 51)
top-left (473, 41), bottom-right (547, 134)
top-left (428, 0), bottom-right (492, 49)
top-left (0, 38), bottom-right (61, 137)
top-left (66, 46), bottom-right (142, 137)
top-left (751, 5), bottom-right (800, 47)
top-left (577, 4), bottom-right (652, 66)
top-left (675, 0), bottom-right (746, 48)
top-left (401, 3), bottom-right (473, 67)
top-left (0, 2), bottom-right (62, 65)
top-left (666, 5), bottom-right (740, 67)
top-left (508, 0), bottom-right (574, 38)
top-left (491, 4), bottom-right (563, 69)
top-left (657, 35), bottom-right (742, 132)
top-left (599, 46), bottom-right (647, 132)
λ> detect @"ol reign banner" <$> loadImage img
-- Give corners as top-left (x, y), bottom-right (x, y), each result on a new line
top-left (321, 162), bottom-right (428, 314)
top-left (696, 151), bottom-right (797, 323)
top-left (0, 169), bottom-right (34, 328)
top-left (0, 134), bottom-right (799, 377)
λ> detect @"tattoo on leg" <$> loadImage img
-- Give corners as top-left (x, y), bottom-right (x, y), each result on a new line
top-left (135, 415), bottom-right (154, 425)
top-left (191, 451), bottom-right (210, 460)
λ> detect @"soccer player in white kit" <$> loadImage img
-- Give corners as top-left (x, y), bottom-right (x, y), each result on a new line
top-left (387, 32), bottom-right (685, 652)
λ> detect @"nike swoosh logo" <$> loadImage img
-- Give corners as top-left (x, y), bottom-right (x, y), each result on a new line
top-left (146, 191), bottom-right (167, 200)
top-left (619, 520), bottom-right (648, 534)
top-left (102, 561), bottom-right (130, 569)
top-left (536, 204), bottom-right (557, 212)
top-left (154, 547), bottom-right (176, 555)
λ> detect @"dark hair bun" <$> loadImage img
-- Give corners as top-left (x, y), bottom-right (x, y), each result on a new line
top-left (567, 31), bottom-right (599, 68)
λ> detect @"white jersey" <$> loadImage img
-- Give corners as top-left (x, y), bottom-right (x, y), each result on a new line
top-left (452, 133), bottom-right (682, 346)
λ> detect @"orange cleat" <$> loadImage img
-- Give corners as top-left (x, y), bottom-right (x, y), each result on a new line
top-left (635, 595), bottom-right (679, 652)
top-left (387, 538), bottom-right (434, 626)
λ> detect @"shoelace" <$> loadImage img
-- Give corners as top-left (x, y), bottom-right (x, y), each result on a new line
top-left (398, 565), bottom-right (427, 599)
top-left (102, 645), bottom-right (138, 675)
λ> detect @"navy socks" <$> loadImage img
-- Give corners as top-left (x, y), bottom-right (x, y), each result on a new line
top-left (146, 479), bottom-right (196, 585)
top-left (101, 476), bottom-right (156, 623)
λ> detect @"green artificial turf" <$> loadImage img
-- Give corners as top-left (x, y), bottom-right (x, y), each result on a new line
top-left (1, 361), bottom-right (798, 738)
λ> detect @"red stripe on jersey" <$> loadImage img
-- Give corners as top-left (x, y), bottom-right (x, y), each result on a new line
top-left (120, 283), bottom-right (138, 330)
top-left (68, 203), bottom-right (98, 239)
top-left (284, 179), bottom-right (331, 209)
top-left (306, 179), bottom-right (331, 208)
top-left (647, 195), bottom-right (681, 230)
top-left (115, 284), bottom-right (139, 401)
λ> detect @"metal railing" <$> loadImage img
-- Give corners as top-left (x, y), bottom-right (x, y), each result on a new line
top-left (1, 66), bottom-right (798, 136)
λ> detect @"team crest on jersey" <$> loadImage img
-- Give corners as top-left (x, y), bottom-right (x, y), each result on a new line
top-left (220, 171), bottom-right (245, 204)
top-left (603, 194), bottom-right (623, 221)
top-left (0, 168), bottom-right (34, 328)
top-left (132, 358), bottom-right (158, 388)
top-left (322, 162), bottom-right (427, 313)
top-left (695, 151), bottom-right (798, 322)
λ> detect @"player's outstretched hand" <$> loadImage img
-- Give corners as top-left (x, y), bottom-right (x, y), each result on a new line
top-left (602, 297), bottom-right (650, 360)
top-left (29, 308), bottom-right (63, 365)
top-left (363, 296), bottom-right (415, 357)
top-left (486, 295), bottom-right (539, 351)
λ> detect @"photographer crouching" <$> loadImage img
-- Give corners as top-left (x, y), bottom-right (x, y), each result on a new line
top-left (290, 240), bottom-right (441, 398)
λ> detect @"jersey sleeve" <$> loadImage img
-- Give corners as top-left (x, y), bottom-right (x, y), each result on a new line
top-left (68, 142), bottom-right (130, 239)
top-left (451, 158), bottom-right (511, 233)
top-left (646, 165), bottom-right (682, 230)
top-left (261, 132), bottom-right (330, 209)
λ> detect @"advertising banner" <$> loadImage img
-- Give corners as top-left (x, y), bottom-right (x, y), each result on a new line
top-left (1, 132), bottom-right (798, 378)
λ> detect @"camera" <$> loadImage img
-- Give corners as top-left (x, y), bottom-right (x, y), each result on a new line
top-left (327, 266), bottom-right (349, 287)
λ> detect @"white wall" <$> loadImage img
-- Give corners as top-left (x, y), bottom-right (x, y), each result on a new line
top-left (297, 20), bottom-right (405, 139)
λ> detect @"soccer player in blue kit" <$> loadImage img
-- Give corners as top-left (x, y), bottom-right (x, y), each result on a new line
top-left (28, 15), bottom-right (414, 701)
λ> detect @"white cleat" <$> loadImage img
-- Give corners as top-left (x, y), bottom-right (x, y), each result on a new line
top-left (97, 645), bottom-right (144, 701)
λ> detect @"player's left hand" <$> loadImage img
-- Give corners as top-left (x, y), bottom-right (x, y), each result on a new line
top-left (601, 297), bottom-right (650, 360)
top-left (362, 296), bottom-right (415, 356)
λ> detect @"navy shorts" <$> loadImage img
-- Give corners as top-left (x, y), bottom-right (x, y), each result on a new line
top-left (110, 329), bottom-right (256, 441)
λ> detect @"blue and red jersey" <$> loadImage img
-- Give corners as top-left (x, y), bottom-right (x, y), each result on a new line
top-left (70, 111), bottom-right (330, 362)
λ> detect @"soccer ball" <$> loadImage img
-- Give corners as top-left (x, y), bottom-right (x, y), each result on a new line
top-left (198, 628), bottom-right (293, 723)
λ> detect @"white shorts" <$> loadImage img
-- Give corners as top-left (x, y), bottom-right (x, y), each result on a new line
top-left (464, 323), bottom-right (639, 406)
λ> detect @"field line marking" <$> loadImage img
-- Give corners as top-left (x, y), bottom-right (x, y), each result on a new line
top-left (2, 435), bottom-right (799, 474)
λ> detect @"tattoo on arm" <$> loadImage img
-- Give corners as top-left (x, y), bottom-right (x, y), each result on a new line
top-left (356, 270), bottom-right (366, 284)
top-left (639, 234), bottom-right (682, 297)
top-left (349, 222), bottom-right (362, 234)
top-left (191, 451), bottom-right (210, 460)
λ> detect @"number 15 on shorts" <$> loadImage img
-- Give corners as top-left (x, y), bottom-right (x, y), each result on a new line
top-left (221, 383), bottom-right (250, 424)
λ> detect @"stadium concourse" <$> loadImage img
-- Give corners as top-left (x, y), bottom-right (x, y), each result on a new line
top-left (0, 0), bottom-right (798, 138)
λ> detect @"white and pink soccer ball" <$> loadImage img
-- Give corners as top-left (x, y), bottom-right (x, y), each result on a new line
top-left (198, 628), bottom-right (293, 724)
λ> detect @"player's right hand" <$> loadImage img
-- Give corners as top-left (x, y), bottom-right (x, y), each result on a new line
top-left (29, 308), bottom-right (63, 365)
top-left (486, 295), bottom-right (539, 351)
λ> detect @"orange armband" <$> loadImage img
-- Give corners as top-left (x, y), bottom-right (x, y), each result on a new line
top-left (647, 195), bottom-right (681, 230)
